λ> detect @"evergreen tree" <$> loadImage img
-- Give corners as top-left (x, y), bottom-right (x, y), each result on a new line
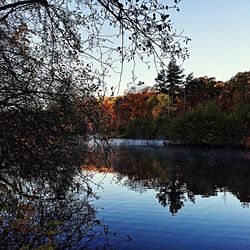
top-left (155, 61), bottom-right (184, 116)
top-left (183, 73), bottom-right (194, 111)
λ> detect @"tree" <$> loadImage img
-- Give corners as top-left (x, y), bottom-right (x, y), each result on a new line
top-left (226, 71), bottom-right (250, 106)
top-left (147, 93), bottom-right (170, 118)
top-left (0, 0), bottom-right (189, 158)
top-left (155, 60), bottom-right (185, 116)
top-left (183, 72), bottom-right (193, 111)
top-left (0, 2), bottom-right (189, 246)
top-left (183, 76), bottom-right (224, 109)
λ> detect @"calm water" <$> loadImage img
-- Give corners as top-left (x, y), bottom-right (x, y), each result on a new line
top-left (85, 145), bottom-right (250, 250)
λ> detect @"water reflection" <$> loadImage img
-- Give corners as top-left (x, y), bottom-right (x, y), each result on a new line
top-left (3, 144), bottom-right (249, 249)
top-left (0, 145), bottom-right (110, 249)
top-left (156, 177), bottom-right (187, 215)
top-left (86, 146), bottom-right (250, 215)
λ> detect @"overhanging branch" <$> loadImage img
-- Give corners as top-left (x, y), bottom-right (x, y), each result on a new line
top-left (0, 0), bottom-right (47, 12)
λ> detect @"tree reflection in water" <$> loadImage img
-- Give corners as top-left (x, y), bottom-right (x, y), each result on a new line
top-left (0, 144), bottom-right (113, 249)
top-left (86, 146), bottom-right (250, 215)
top-left (156, 175), bottom-right (187, 215)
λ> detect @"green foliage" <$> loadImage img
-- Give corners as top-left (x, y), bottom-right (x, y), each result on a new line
top-left (111, 70), bottom-right (250, 146)
top-left (155, 61), bottom-right (185, 116)
top-left (123, 118), bottom-right (155, 139)
top-left (116, 97), bottom-right (249, 146)
top-left (147, 93), bottom-right (170, 118)
top-left (155, 61), bottom-right (184, 94)
top-left (161, 102), bottom-right (249, 146)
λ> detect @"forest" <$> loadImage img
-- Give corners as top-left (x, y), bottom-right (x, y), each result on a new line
top-left (103, 63), bottom-right (250, 147)
top-left (1, 0), bottom-right (250, 248)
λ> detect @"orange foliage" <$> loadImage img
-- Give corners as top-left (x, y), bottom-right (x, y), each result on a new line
top-left (103, 90), bottom-right (155, 130)
top-left (82, 165), bottom-right (115, 173)
top-left (101, 72), bottom-right (250, 135)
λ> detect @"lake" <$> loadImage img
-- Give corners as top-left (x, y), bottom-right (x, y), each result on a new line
top-left (84, 145), bottom-right (250, 250)
top-left (1, 144), bottom-right (250, 249)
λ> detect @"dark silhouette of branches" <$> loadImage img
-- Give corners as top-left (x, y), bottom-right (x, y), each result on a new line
top-left (0, 2), bottom-right (189, 246)
top-left (0, 0), bottom-right (189, 171)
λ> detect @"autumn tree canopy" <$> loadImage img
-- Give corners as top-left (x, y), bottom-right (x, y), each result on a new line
top-left (0, 0), bottom-right (189, 187)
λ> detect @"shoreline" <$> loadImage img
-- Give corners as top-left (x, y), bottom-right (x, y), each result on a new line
top-left (108, 138), bottom-right (249, 149)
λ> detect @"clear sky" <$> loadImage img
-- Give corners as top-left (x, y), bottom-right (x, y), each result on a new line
top-left (175, 0), bottom-right (250, 81)
top-left (111, 0), bottom-right (250, 95)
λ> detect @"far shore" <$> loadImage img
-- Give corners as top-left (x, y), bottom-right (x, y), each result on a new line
top-left (108, 138), bottom-right (250, 149)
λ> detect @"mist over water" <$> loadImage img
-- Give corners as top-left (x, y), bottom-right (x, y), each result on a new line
top-left (86, 145), bottom-right (250, 249)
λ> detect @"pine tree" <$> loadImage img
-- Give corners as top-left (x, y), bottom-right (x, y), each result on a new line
top-left (155, 61), bottom-right (184, 116)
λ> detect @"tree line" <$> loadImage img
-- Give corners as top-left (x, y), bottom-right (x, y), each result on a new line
top-left (104, 62), bottom-right (250, 147)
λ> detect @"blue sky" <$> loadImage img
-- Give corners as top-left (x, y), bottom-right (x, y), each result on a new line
top-left (111, 0), bottom-right (250, 94)
top-left (175, 0), bottom-right (250, 81)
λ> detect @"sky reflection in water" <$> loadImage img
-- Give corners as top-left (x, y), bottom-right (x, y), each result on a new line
top-left (85, 146), bottom-right (250, 250)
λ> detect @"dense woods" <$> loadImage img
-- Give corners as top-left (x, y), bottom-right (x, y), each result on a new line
top-left (104, 69), bottom-right (250, 147)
